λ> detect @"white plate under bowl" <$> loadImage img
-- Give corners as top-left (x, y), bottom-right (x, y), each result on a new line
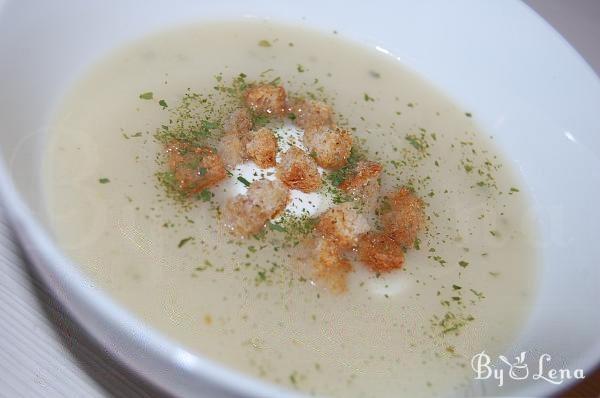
top-left (0, 1), bottom-right (599, 397)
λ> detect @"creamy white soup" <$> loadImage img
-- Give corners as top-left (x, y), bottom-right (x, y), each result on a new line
top-left (45, 21), bottom-right (538, 398)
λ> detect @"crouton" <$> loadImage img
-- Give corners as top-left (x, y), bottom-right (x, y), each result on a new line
top-left (223, 107), bottom-right (253, 135)
top-left (315, 202), bottom-right (370, 249)
top-left (218, 133), bottom-right (247, 168)
top-left (381, 187), bottom-right (425, 248)
top-left (244, 84), bottom-right (287, 117)
top-left (357, 232), bottom-right (405, 273)
top-left (312, 237), bottom-right (352, 294)
top-left (339, 161), bottom-right (382, 192)
top-left (276, 146), bottom-right (322, 192)
top-left (218, 108), bottom-right (256, 168)
top-left (217, 127), bottom-right (278, 169)
top-left (246, 179), bottom-right (289, 218)
top-left (222, 179), bottom-right (290, 237)
top-left (246, 127), bottom-right (278, 168)
top-left (339, 160), bottom-right (383, 212)
top-left (303, 127), bottom-right (353, 170)
top-left (165, 140), bottom-right (226, 195)
top-left (289, 99), bottom-right (334, 131)
top-left (222, 197), bottom-right (270, 238)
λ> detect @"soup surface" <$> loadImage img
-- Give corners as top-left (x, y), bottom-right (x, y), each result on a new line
top-left (45, 21), bottom-right (537, 397)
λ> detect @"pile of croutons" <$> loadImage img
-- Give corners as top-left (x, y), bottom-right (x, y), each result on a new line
top-left (163, 82), bottom-right (425, 293)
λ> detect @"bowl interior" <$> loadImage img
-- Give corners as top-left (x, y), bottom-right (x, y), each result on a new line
top-left (1, 1), bottom-right (599, 396)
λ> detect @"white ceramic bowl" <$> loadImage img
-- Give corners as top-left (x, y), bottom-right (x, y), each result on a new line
top-left (1, 1), bottom-right (599, 397)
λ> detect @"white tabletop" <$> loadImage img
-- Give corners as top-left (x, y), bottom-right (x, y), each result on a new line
top-left (1, 2), bottom-right (598, 397)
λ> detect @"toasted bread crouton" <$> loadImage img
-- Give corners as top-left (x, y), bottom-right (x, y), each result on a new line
top-left (165, 140), bottom-right (227, 195)
top-left (276, 146), bottom-right (322, 192)
top-left (223, 107), bottom-right (253, 136)
top-left (218, 133), bottom-right (247, 168)
top-left (303, 127), bottom-right (353, 170)
top-left (339, 161), bottom-right (382, 192)
top-left (381, 187), bottom-right (425, 248)
top-left (244, 84), bottom-right (287, 117)
top-left (222, 179), bottom-right (290, 237)
top-left (312, 238), bottom-right (352, 294)
top-left (289, 99), bottom-right (334, 131)
top-left (357, 232), bottom-right (405, 273)
top-left (246, 179), bottom-right (289, 218)
top-left (316, 203), bottom-right (370, 249)
top-left (339, 160), bottom-right (383, 212)
top-left (218, 108), bottom-right (255, 168)
top-left (222, 196), bottom-right (270, 237)
top-left (246, 127), bottom-right (278, 168)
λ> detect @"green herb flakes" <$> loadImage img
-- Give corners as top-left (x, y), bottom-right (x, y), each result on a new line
top-left (198, 189), bottom-right (213, 202)
top-left (178, 237), bottom-right (194, 248)
top-left (268, 222), bottom-right (287, 232)
top-left (237, 176), bottom-right (251, 187)
top-left (252, 114), bottom-right (270, 127)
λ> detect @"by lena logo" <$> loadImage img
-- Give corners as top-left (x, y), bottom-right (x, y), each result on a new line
top-left (471, 351), bottom-right (585, 387)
